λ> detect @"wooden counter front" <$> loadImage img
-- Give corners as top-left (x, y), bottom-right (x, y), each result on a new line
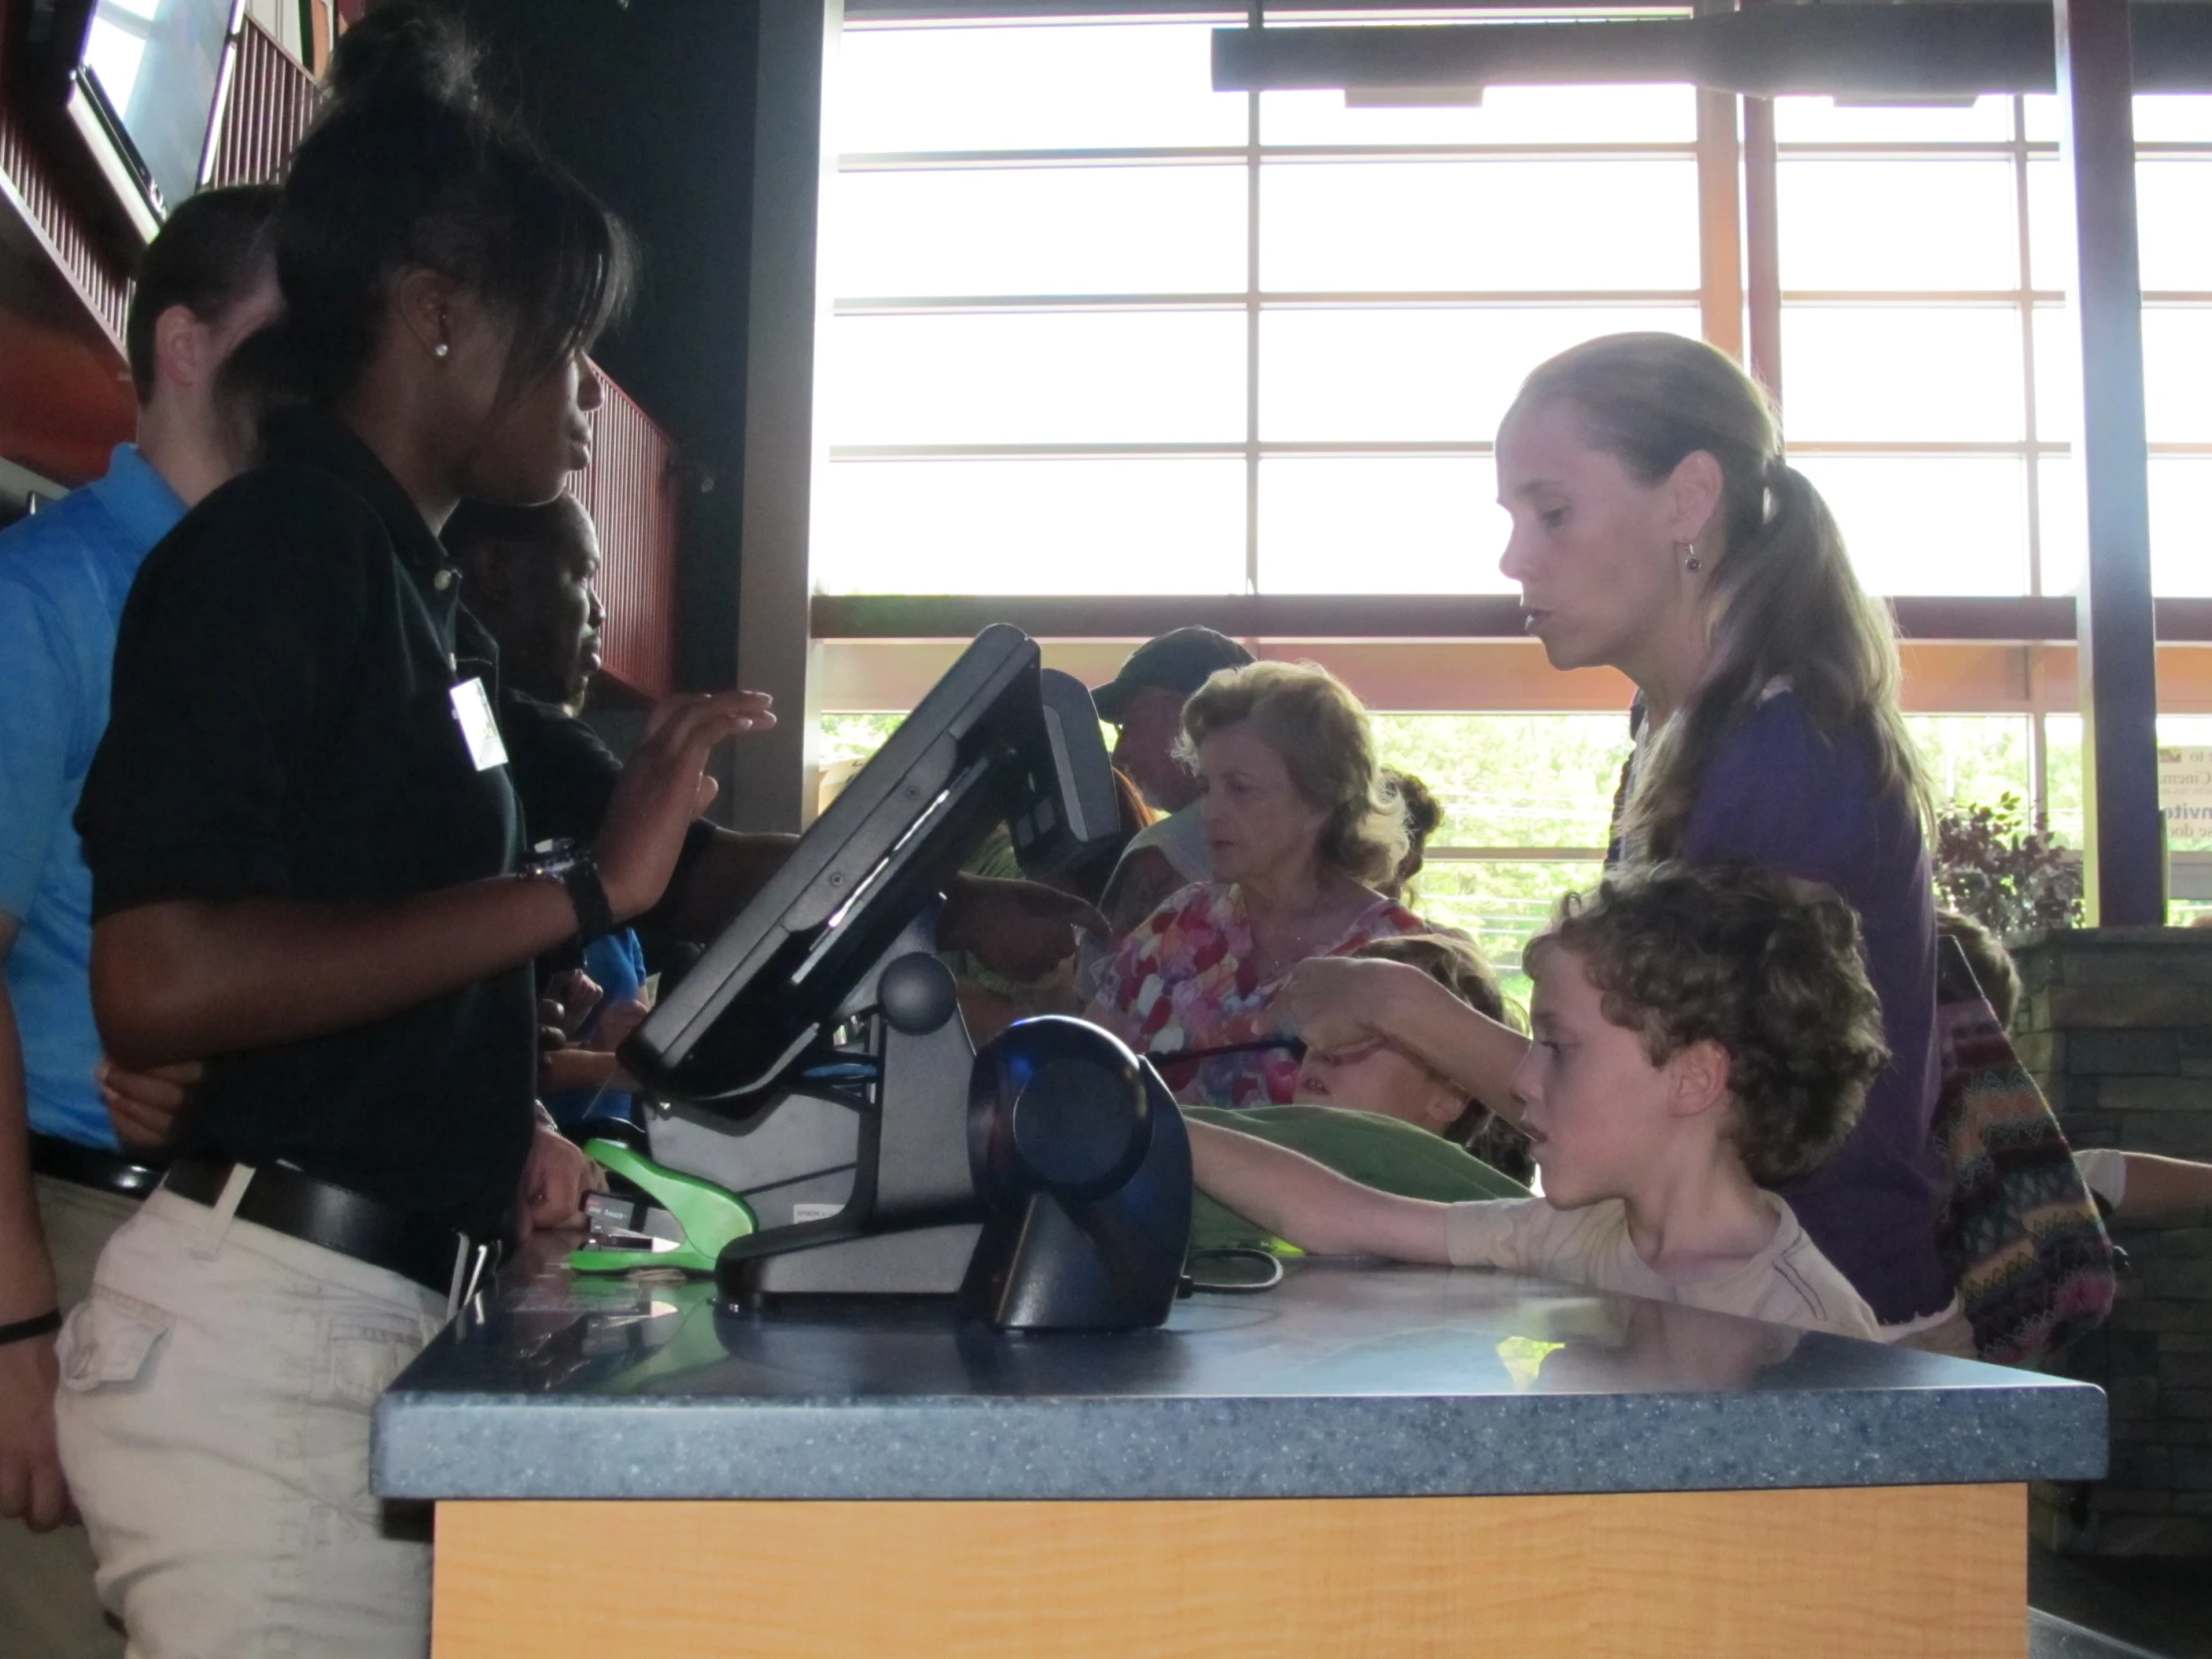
top-left (431, 1484), bottom-right (2023, 1659)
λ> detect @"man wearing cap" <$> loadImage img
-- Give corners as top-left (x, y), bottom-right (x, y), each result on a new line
top-left (1092, 628), bottom-right (1255, 940)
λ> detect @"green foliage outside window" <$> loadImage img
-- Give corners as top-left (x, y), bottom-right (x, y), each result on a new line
top-left (1933, 794), bottom-right (2085, 935)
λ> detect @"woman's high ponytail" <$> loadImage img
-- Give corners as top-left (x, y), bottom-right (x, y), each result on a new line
top-left (1505, 333), bottom-right (1930, 859)
top-left (223, 0), bottom-right (633, 418)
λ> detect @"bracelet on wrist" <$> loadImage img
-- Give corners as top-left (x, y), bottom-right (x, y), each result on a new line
top-left (0, 1309), bottom-right (62, 1349)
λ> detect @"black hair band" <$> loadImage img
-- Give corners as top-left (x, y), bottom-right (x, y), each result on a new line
top-left (0, 1309), bottom-right (62, 1349)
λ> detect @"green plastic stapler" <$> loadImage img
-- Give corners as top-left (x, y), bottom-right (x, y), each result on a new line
top-left (570, 1138), bottom-right (756, 1275)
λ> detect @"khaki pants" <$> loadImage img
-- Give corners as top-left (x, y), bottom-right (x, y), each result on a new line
top-left (55, 1185), bottom-right (447, 1659)
top-left (0, 1175), bottom-right (136, 1659)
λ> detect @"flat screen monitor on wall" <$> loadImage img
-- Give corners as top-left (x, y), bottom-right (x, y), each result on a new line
top-left (16, 0), bottom-right (241, 245)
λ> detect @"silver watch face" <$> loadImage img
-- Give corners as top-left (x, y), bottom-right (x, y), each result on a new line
top-left (526, 837), bottom-right (585, 878)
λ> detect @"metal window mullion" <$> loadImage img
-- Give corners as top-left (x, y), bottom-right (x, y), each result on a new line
top-left (1260, 141), bottom-right (1698, 161)
top-left (825, 439), bottom-right (2212, 461)
top-left (1425, 847), bottom-right (1611, 863)
top-left (1776, 141), bottom-right (2212, 159)
top-left (830, 442), bottom-right (1252, 459)
top-left (1778, 288), bottom-right (2057, 305)
top-left (839, 147), bottom-right (1247, 171)
top-left (834, 288), bottom-right (1709, 315)
top-left (838, 142), bottom-right (1704, 172)
top-left (1694, 58), bottom-right (1744, 357)
top-left (1783, 439), bottom-right (2051, 456)
top-left (2015, 94), bottom-right (2047, 600)
top-left (1775, 141), bottom-right (2035, 159)
top-left (1245, 37), bottom-right (1262, 600)
top-left (2031, 702), bottom-right (2051, 824)
top-left (831, 289), bottom-right (1707, 313)
top-left (1743, 85), bottom-right (1782, 402)
top-left (828, 442), bottom-right (1501, 460)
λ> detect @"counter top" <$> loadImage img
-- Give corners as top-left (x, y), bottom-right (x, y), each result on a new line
top-left (373, 1252), bottom-right (2107, 1503)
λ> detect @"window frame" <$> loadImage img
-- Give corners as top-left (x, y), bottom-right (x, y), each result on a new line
top-left (786, 5), bottom-right (2212, 905)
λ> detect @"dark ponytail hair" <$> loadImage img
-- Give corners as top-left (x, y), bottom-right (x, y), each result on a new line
top-left (1505, 332), bottom-right (1930, 859)
top-left (227, 1), bottom-right (633, 413)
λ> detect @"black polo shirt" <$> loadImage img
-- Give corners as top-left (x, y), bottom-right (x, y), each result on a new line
top-left (495, 686), bottom-right (719, 883)
top-left (495, 686), bottom-right (620, 844)
top-left (78, 411), bottom-right (563, 1240)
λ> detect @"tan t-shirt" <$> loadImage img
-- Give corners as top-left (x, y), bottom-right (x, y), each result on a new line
top-left (1442, 1191), bottom-right (1882, 1340)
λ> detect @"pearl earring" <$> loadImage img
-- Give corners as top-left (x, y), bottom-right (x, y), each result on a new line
top-left (433, 341), bottom-right (450, 359)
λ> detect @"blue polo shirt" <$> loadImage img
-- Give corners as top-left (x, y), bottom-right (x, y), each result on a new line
top-left (0, 445), bottom-right (186, 1151)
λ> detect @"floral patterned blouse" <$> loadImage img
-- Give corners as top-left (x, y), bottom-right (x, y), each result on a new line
top-left (1085, 881), bottom-right (1439, 1107)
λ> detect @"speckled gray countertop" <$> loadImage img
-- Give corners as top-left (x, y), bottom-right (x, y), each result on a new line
top-left (372, 1252), bottom-right (2107, 1502)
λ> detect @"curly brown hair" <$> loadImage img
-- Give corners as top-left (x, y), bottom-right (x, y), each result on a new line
top-left (1178, 661), bottom-right (1407, 887)
top-left (1527, 862), bottom-right (1889, 1186)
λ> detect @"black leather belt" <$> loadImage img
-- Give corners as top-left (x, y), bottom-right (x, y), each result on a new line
top-left (30, 1134), bottom-right (166, 1201)
top-left (163, 1159), bottom-right (490, 1300)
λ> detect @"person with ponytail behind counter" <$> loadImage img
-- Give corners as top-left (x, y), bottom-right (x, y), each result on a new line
top-left (1285, 333), bottom-right (1964, 1355)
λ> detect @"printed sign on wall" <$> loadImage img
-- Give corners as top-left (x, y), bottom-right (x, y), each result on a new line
top-left (2158, 747), bottom-right (2212, 837)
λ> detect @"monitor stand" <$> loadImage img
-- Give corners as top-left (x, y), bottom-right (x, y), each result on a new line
top-left (710, 911), bottom-right (987, 1311)
top-left (666, 910), bottom-right (1189, 1332)
top-left (724, 1222), bottom-right (983, 1310)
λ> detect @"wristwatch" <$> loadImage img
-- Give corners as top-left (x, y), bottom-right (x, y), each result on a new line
top-left (526, 838), bottom-right (617, 946)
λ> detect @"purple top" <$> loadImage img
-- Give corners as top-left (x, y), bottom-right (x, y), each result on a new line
top-left (1624, 692), bottom-right (1949, 1326)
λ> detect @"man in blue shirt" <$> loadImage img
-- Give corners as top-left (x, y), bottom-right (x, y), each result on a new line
top-left (0, 184), bottom-right (279, 1659)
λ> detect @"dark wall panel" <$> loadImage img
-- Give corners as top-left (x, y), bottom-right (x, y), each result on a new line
top-left (449, 0), bottom-right (759, 691)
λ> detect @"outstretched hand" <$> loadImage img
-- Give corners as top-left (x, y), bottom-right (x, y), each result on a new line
top-left (1278, 954), bottom-right (1399, 1055)
top-left (594, 690), bottom-right (776, 922)
top-left (941, 875), bottom-right (1106, 985)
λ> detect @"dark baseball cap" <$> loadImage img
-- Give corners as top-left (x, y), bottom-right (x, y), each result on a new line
top-left (1092, 627), bottom-right (1255, 723)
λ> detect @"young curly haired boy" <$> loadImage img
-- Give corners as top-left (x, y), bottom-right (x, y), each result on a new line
top-left (1187, 861), bottom-right (1890, 1338)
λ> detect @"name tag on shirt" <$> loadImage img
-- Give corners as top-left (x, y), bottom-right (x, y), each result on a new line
top-left (449, 678), bottom-right (509, 772)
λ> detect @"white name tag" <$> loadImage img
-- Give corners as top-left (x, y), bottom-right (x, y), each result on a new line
top-left (448, 677), bottom-right (509, 772)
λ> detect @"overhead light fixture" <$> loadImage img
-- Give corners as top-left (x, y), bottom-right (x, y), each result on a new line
top-left (1345, 85), bottom-right (1486, 107)
top-left (1832, 94), bottom-right (1983, 110)
top-left (1214, 3), bottom-right (2212, 101)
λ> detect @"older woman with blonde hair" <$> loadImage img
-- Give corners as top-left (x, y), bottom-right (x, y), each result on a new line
top-left (1086, 661), bottom-right (1438, 1106)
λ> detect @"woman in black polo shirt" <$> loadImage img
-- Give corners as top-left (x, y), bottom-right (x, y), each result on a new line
top-left (54, 12), bottom-right (764, 1654)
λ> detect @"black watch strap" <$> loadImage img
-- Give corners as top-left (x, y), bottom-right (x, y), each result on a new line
top-left (559, 848), bottom-right (618, 945)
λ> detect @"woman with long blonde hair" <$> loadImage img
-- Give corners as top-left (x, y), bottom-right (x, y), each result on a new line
top-left (1288, 333), bottom-right (1955, 1347)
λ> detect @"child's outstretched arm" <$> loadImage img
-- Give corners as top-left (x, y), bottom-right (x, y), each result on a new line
top-left (2079, 1147), bottom-right (2212, 1225)
top-left (1186, 1117), bottom-right (1452, 1263)
top-left (1279, 956), bottom-right (1529, 1124)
